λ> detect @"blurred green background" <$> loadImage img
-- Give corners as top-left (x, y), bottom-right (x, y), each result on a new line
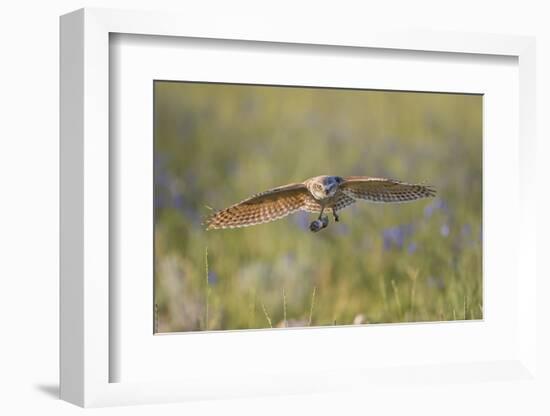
top-left (154, 81), bottom-right (482, 332)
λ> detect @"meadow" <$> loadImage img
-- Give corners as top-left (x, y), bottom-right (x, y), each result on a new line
top-left (154, 81), bottom-right (482, 332)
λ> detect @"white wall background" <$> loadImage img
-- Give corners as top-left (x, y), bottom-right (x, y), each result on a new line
top-left (0, 1), bottom-right (548, 415)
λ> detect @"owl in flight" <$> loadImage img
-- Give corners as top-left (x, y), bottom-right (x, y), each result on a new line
top-left (205, 175), bottom-right (436, 232)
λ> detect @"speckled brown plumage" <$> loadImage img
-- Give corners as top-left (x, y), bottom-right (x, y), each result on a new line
top-left (204, 175), bottom-right (436, 230)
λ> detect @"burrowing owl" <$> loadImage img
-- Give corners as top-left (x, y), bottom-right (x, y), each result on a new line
top-left (205, 175), bottom-right (436, 232)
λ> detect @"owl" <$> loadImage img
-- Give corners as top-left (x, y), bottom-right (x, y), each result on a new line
top-left (205, 175), bottom-right (436, 232)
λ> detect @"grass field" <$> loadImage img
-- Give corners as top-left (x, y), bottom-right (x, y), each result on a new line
top-left (154, 81), bottom-right (482, 332)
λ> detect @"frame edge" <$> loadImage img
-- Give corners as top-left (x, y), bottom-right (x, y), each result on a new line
top-left (59, 8), bottom-right (85, 407)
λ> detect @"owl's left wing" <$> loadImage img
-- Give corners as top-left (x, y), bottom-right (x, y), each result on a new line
top-left (340, 176), bottom-right (436, 203)
top-left (205, 183), bottom-right (317, 230)
top-left (332, 191), bottom-right (357, 211)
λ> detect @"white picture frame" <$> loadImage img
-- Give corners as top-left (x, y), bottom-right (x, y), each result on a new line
top-left (60, 8), bottom-right (537, 408)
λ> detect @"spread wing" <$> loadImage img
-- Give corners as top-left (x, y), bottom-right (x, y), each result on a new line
top-left (205, 183), bottom-right (319, 230)
top-left (341, 176), bottom-right (436, 203)
top-left (332, 191), bottom-right (357, 211)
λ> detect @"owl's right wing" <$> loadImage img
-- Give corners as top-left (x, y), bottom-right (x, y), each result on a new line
top-left (205, 183), bottom-right (319, 230)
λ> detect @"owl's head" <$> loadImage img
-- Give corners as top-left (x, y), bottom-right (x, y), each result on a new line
top-left (308, 175), bottom-right (344, 199)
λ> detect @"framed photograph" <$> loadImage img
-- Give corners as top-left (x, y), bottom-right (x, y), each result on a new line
top-left (60, 8), bottom-right (537, 407)
top-left (153, 80), bottom-right (479, 334)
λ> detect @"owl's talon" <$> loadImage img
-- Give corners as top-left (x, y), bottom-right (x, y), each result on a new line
top-left (309, 220), bottom-right (323, 232)
top-left (310, 216), bottom-right (329, 232)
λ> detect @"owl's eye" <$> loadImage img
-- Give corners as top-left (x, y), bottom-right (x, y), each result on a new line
top-left (315, 184), bottom-right (324, 192)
